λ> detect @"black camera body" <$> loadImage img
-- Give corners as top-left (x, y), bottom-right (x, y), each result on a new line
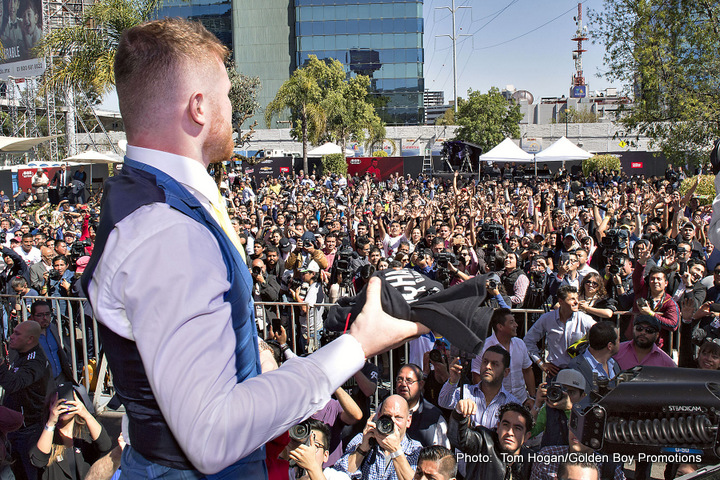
top-left (479, 223), bottom-right (505, 245)
top-left (428, 349), bottom-right (444, 363)
top-left (289, 422), bottom-right (311, 443)
top-left (251, 266), bottom-right (263, 278)
top-left (547, 384), bottom-right (567, 403)
top-left (48, 269), bottom-right (62, 281)
top-left (602, 229), bottom-right (629, 252)
top-left (488, 280), bottom-right (498, 289)
top-left (376, 415), bottom-right (395, 436)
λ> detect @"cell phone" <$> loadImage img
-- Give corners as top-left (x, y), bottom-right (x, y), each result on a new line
top-left (637, 298), bottom-right (648, 308)
top-left (56, 382), bottom-right (75, 403)
top-left (272, 317), bottom-right (282, 334)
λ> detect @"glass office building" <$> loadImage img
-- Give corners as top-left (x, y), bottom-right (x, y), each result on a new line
top-left (158, 0), bottom-right (233, 50)
top-left (294, 0), bottom-right (424, 125)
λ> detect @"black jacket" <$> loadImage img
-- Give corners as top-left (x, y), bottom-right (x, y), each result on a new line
top-left (0, 345), bottom-right (51, 427)
top-left (29, 425), bottom-right (113, 480)
top-left (449, 411), bottom-right (532, 480)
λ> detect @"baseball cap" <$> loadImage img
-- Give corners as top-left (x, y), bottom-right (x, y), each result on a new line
top-left (554, 369), bottom-right (586, 391)
top-left (487, 273), bottom-right (501, 284)
top-left (300, 260), bottom-right (320, 273)
top-left (634, 314), bottom-right (660, 332)
top-left (425, 227), bottom-right (437, 236)
top-left (279, 238), bottom-right (292, 253)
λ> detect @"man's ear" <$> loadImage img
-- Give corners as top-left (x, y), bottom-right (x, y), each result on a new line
top-left (188, 91), bottom-right (206, 126)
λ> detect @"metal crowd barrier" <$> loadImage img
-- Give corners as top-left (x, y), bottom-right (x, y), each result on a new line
top-left (0, 294), bottom-right (684, 413)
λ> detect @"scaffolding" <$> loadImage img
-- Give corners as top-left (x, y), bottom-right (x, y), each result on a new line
top-left (0, 0), bottom-right (119, 164)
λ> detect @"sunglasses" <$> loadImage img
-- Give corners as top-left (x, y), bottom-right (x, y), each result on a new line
top-left (634, 325), bottom-right (658, 334)
top-left (585, 281), bottom-right (599, 287)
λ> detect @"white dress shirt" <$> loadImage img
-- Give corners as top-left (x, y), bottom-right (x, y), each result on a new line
top-left (88, 146), bottom-right (365, 474)
top-left (524, 309), bottom-right (596, 368)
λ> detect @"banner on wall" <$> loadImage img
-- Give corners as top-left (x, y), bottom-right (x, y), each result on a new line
top-left (245, 156), bottom-right (292, 182)
top-left (0, 0), bottom-right (47, 80)
top-left (347, 157), bottom-right (403, 182)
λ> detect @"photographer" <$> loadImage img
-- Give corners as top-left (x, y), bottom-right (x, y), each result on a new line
top-left (529, 369), bottom-right (587, 447)
top-left (285, 232), bottom-right (328, 276)
top-left (412, 249), bottom-right (436, 281)
top-left (46, 255), bottom-right (74, 318)
top-left (604, 252), bottom-right (634, 311)
top-left (290, 261), bottom-right (325, 353)
top-left (335, 395), bottom-right (421, 480)
top-left (250, 258), bottom-right (281, 332)
top-left (281, 419), bottom-right (350, 480)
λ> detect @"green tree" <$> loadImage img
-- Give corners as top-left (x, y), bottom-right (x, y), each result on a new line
top-left (556, 106), bottom-right (599, 124)
top-left (321, 153), bottom-right (347, 176)
top-left (582, 154), bottom-right (621, 176)
top-left (265, 66), bottom-right (325, 174)
top-left (37, 0), bottom-right (162, 95)
top-left (453, 87), bottom-right (522, 153)
top-left (227, 61), bottom-right (261, 148)
top-left (435, 108), bottom-right (455, 126)
top-left (267, 55), bottom-right (383, 173)
top-left (591, 0), bottom-right (720, 166)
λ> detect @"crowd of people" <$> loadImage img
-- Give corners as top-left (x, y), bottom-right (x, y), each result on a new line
top-left (0, 155), bottom-right (714, 479)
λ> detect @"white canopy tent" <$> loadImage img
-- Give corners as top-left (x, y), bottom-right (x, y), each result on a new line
top-left (307, 142), bottom-right (355, 157)
top-left (535, 136), bottom-right (594, 162)
top-left (62, 150), bottom-right (124, 164)
top-left (478, 138), bottom-right (534, 163)
top-left (533, 136), bottom-right (593, 175)
top-left (0, 135), bottom-right (59, 153)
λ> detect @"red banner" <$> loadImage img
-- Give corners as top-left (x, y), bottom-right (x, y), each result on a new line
top-left (347, 157), bottom-right (403, 182)
top-left (18, 167), bottom-right (63, 192)
top-left (631, 162), bottom-right (643, 169)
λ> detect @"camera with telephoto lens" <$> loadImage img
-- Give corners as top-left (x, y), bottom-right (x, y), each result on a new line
top-left (488, 280), bottom-right (498, 289)
top-left (48, 269), bottom-right (62, 281)
top-left (547, 384), bottom-right (568, 403)
top-left (334, 244), bottom-right (357, 286)
top-left (289, 422), bottom-right (311, 443)
top-left (251, 266), bottom-right (263, 277)
top-left (376, 415), bottom-right (395, 435)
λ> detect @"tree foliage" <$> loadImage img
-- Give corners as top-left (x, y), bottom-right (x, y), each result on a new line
top-left (321, 153), bottom-right (347, 176)
top-left (583, 154), bottom-right (621, 176)
top-left (591, 0), bottom-right (720, 166)
top-left (435, 108), bottom-right (455, 126)
top-left (266, 55), bottom-right (382, 174)
top-left (680, 175), bottom-right (715, 206)
top-left (36, 0), bottom-right (162, 95)
top-left (453, 87), bottom-right (522, 153)
top-left (555, 106), bottom-right (599, 124)
top-left (227, 61), bottom-right (261, 148)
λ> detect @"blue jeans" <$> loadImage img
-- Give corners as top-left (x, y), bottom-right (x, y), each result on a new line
top-left (120, 446), bottom-right (268, 480)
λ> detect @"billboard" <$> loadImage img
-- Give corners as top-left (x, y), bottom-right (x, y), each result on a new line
top-left (0, 0), bottom-right (46, 80)
top-left (347, 157), bottom-right (403, 182)
top-left (244, 156), bottom-right (292, 182)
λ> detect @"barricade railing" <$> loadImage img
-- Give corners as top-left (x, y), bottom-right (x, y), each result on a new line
top-left (0, 294), bottom-right (684, 413)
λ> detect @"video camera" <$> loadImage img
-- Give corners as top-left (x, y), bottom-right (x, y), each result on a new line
top-left (570, 366), bottom-right (720, 461)
top-left (479, 223), bottom-right (505, 245)
top-left (334, 245), bottom-right (357, 287)
top-left (434, 251), bottom-right (458, 288)
top-left (601, 229), bottom-right (629, 252)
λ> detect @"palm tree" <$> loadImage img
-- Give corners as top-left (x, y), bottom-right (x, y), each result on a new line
top-left (36, 0), bottom-right (161, 95)
top-left (265, 68), bottom-right (325, 175)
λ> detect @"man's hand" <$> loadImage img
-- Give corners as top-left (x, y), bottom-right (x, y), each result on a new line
top-left (455, 399), bottom-right (477, 418)
top-left (447, 357), bottom-right (462, 384)
top-left (270, 325), bottom-right (288, 345)
top-left (288, 442), bottom-right (321, 474)
top-left (636, 242), bottom-right (652, 265)
top-left (360, 418), bottom-right (377, 451)
top-left (349, 277), bottom-right (429, 358)
top-left (376, 422), bottom-right (403, 454)
top-left (636, 299), bottom-right (655, 317)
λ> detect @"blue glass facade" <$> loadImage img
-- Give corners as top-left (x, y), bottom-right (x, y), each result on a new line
top-left (294, 0), bottom-right (424, 125)
top-left (158, 1), bottom-right (233, 50)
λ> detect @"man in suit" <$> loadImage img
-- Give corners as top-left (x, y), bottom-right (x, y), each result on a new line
top-left (568, 321), bottom-right (621, 395)
top-left (51, 164), bottom-right (70, 201)
top-left (29, 246), bottom-right (54, 293)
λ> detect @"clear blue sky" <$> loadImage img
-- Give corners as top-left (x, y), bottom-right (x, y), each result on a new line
top-left (423, 0), bottom-right (618, 103)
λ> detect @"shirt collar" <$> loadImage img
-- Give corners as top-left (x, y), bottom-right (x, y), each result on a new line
top-left (126, 145), bottom-right (220, 207)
